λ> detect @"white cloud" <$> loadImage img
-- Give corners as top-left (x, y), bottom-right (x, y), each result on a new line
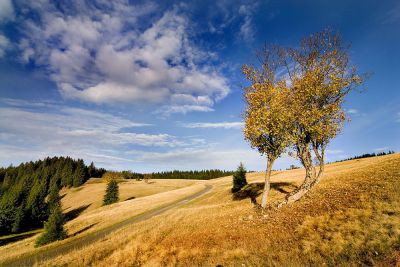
top-left (0, 34), bottom-right (9, 57)
top-left (374, 147), bottom-right (389, 152)
top-left (238, 3), bottom-right (258, 42)
top-left (14, 2), bottom-right (229, 113)
top-left (182, 121), bottom-right (243, 129)
top-left (346, 109), bottom-right (359, 115)
top-left (0, 0), bottom-right (14, 22)
top-left (134, 147), bottom-right (294, 171)
top-left (326, 149), bottom-right (344, 155)
top-left (158, 105), bottom-right (214, 115)
top-left (0, 99), bottom-right (210, 169)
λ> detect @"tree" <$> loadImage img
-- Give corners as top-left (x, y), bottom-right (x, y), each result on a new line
top-left (73, 159), bottom-right (86, 187)
top-left (36, 185), bottom-right (66, 247)
top-left (231, 163), bottom-right (248, 193)
top-left (243, 30), bottom-right (365, 208)
top-left (277, 30), bottom-right (364, 206)
top-left (242, 46), bottom-right (294, 208)
top-left (87, 162), bottom-right (95, 178)
top-left (103, 179), bottom-right (119, 206)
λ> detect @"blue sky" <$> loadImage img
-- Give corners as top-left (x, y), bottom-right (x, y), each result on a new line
top-left (0, 0), bottom-right (399, 172)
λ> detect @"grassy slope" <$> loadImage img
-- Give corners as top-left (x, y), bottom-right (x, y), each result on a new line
top-left (0, 179), bottom-right (205, 263)
top-left (61, 178), bottom-right (198, 214)
top-left (2, 154), bottom-right (400, 266)
top-left (39, 154), bottom-right (400, 266)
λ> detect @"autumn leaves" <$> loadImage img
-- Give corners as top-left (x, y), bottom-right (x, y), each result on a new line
top-left (242, 30), bottom-right (365, 208)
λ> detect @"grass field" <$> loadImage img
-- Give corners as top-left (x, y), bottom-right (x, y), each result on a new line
top-left (1, 154), bottom-right (400, 266)
top-left (61, 178), bottom-right (199, 214)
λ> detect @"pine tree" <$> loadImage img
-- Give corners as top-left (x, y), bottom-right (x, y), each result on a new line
top-left (103, 179), bottom-right (119, 205)
top-left (72, 161), bottom-right (85, 187)
top-left (231, 163), bottom-right (247, 193)
top-left (88, 162), bottom-right (95, 178)
top-left (47, 183), bottom-right (61, 209)
top-left (35, 185), bottom-right (66, 247)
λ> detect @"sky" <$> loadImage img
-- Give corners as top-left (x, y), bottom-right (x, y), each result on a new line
top-left (0, 0), bottom-right (399, 172)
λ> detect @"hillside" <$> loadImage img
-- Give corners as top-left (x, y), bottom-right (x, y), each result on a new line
top-left (1, 154), bottom-right (400, 266)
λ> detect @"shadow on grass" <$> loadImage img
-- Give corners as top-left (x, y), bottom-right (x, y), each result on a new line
top-left (124, 196), bottom-right (136, 201)
top-left (0, 230), bottom-right (41, 246)
top-left (69, 223), bottom-right (98, 237)
top-left (233, 182), bottom-right (297, 204)
top-left (65, 204), bottom-right (91, 222)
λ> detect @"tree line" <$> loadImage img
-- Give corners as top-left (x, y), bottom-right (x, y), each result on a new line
top-left (102, 169), bottom-right (235, 181)
top-left (0, 156), bottom-right (105, 235)
top-left (334, 150), bottom-right (395, 163)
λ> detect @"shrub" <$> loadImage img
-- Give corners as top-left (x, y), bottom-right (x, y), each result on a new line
top-left (231, 163), bottom-right (247, 193)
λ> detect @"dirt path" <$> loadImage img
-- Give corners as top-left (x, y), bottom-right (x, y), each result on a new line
top-left (1, 184), bottom-right (212, 267)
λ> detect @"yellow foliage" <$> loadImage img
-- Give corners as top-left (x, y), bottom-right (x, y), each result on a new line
top-left (243, 29), bottom-right (365, 170)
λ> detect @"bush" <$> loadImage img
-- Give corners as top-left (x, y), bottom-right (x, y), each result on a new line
top-left (103, 179), bottom-right (119, 205)
top-left (231, 163), bottom-right (247, 193)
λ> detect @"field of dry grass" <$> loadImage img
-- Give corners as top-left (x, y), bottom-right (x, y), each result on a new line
top-left (61, 178), bottom-right (199, 214)
top-left (0, 179), bottom-right (205, 263)
top-left (1, 154), bottom-right (400, 266)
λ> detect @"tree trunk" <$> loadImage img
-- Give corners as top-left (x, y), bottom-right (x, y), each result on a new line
top-left (311, 144), bottom-right (325, 187)
top-left (261, 157), bottom-right (274, 208)
top-left (277, 148), bottom-right (315, 207)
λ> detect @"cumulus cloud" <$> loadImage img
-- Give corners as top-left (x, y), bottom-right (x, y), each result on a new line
top-left (12, 2), bottom-right (229, 113)
top-left (182, 121), bottom-right (243, 129)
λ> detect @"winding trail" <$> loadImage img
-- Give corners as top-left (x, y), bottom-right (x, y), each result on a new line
top-left (2, 184), bottom-right (212, 267)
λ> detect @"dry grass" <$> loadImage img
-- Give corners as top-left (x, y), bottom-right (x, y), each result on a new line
top-left (61, 178), bottom-right (198, 214)
top-left (0, 181), bottom-right (206, 263)
top-left (2, 154), bottom-right (400, 266)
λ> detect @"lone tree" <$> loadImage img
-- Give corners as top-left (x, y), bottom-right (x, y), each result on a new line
top-left (232, 162), bottom-right (248, 193)
top-left (36, 183), bottom-right (67, 247)
top-left (243, 30), bottom-right (365, 208)
top-left (103, 179), bottom-right (119, 206)
top-left (242, 46), bottom-right (293, 208)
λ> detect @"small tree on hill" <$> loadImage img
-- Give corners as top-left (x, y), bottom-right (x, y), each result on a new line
top-left (232, 163), bottom-right (247, 193)
top-left (36, 185), bottom-right (66, 247)
top-left (103, 179), bottom-right (119, 206)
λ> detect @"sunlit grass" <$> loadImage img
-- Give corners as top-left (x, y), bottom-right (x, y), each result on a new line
top-left (1, 154), bottom-right (399, 266)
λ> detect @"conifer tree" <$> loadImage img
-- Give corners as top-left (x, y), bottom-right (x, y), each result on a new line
top-left (103, 179), bottom-right (119, 205)
top-left (72, 161), bottom-right (85, 187)
top-left (231, 163), bottom-right (247, 193)
top-left (35, 184), bottom-right (66, 247)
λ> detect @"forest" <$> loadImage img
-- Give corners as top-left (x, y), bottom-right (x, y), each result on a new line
top-left (0, 157), bottom-right (105, 235)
